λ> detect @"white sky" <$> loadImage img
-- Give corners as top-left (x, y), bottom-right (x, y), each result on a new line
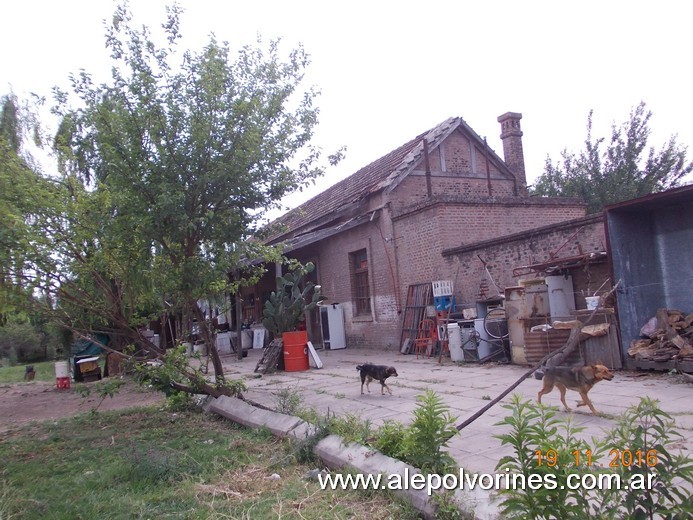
top-left (3, 0), bottom-right (692, 213)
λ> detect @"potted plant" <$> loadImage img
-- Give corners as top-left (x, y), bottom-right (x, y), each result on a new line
top-left (262, 262), bottom-right (324, 371)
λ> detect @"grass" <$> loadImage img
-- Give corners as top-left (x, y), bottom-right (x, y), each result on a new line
top-left (0, 360), bottom-right (59, 384)
top-left (0, 406), bottom-right (419, 519)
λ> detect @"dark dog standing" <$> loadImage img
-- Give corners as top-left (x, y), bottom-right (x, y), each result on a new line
top-left (356, 364), bottom-right (398, 395)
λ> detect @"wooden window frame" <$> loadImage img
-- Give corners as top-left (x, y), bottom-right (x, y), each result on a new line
top-left (350, 249), bottom-right (371, 316)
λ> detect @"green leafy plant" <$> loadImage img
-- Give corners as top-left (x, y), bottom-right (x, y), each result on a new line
top-left (164, 390), bottom-right (197, 412)
top-left (495, 395), bottom-right (603, 519)
top-left (372, 389), bottom-right (458, 475)
top-left (262, 261), bottom-right (324, 335)
top-left (371, 420), bottom-right (408, 461)
top-left (274, 386), bottom-right (303, 415)
top-left (495, 395), bottom-right (693, 519)
top-left (600, 397), bottom-right (693, 519)
top-left (135, 344), bottom-right (246, 399)
top-left (328, 413), bottom-right (373, 446)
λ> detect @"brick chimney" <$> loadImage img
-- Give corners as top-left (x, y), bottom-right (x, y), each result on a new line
top-left (497, 112), bottom-right (527, 195)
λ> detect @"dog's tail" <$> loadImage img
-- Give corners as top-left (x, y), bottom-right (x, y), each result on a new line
top-left (356, 365), bottom-right (362, 372)
top-left (534, 368), bottom-right (545, 380)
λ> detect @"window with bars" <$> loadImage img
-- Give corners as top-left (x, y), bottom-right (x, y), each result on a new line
top-left (350, 249), bottom-right (371, 315)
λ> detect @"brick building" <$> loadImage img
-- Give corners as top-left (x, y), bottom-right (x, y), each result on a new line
top-left (244, 113), bottom-right (606, 350)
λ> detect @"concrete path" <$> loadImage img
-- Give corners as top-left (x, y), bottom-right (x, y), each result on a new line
top-left (219, 347), bottom-right (693, 477)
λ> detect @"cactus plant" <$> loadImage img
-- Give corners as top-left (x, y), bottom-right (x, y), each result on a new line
top-left (262, 262), bottom-right (324, 336)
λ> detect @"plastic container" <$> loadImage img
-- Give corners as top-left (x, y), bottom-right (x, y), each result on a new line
top-left (55, 361), bottom-right (69, 378)
top-left (282, 331), bottom-right (309, 372)
top-left (585, 296), bottom-right (600, 310)
top-left (447, 323), bottom-right (464, 362)
top-left (432, 280), bottom-right (454, 297)
top-left (55, 361), bottom-right (70, 389)
top-left (434, 295), bottom-right (456, 311)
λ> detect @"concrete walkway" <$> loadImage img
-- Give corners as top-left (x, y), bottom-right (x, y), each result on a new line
top-left (219, 347), bottom-right (692, 477)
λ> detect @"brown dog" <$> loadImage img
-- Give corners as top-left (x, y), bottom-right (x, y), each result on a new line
top-left (356, 364), bottom-right (398, 395)
top-left (24, 365), bottom-right (36, 381)
top-left (537, 364), bottom-right (614, 414)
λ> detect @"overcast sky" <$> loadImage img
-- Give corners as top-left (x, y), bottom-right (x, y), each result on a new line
top-left (3, 0), bottom-right (691, 213)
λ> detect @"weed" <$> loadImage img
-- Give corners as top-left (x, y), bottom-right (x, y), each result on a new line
top-left (600, 397), bottom-right (693, 518)
top-left (481, 394), bottom-right (491, 400)
top-left (371, 389), bottom-right (458, 475)
top-left (495, 395), bottom-right (599, 518)
top-left (329, 413), bottom-right (373, 445)
top-left (274, 386), bottom-right (303, 415)
top-left (404, 389), bottom-right (459, 474)
top-left (371, 420), bottom-right (407, 461)
top-left (432, 490), bottom-right (473, 519)
top-left (296, 405), bottom-right (322, 425)
top-left (495, 395), bottom-right (693, 519)
top-left (291, 414), bottom-right (333, 465)
top-left (124, 441), bottom-right (199, 484)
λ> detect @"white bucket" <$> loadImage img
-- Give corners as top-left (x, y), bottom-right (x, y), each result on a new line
top-left (54, 361), bottom-right (69, 378)
top-left (447, 323), bottom-right (465, 362)
top-left (585, 296), bottom-right (600, 310)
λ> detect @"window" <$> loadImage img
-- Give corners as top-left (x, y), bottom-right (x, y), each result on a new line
top-left (350, 249), bottom-right (371, 315)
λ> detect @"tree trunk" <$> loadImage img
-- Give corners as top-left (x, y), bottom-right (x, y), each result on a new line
top-left (236, 278), bottom-right (244, 361)
top-left (193, 304), bottom-right (225, 383)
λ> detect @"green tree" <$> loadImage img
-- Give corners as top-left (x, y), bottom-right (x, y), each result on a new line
top-left (0, 95), bottom-right (50, 326)
top-left (531, 102), bottom-right (693, 213)
top-left (3, 3), bottom-right (340, 396)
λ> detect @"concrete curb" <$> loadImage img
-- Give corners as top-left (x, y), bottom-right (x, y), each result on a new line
top-left (314, 434), bottom-right (437, 519)
top-left (209, 395), bottom-right (313, 438)
top-left (207, 396), bottom-right (499, 519)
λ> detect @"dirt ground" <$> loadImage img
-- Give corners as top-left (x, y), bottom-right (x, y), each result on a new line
top-left (0, 379), bottom-right (166, 434)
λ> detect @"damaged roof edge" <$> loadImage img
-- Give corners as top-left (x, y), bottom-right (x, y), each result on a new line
top-left (277, 210), bottom-right (380, 254)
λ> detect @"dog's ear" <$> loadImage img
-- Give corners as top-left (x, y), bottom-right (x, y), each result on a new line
top-left (579, 366), bottom-right (597, 381)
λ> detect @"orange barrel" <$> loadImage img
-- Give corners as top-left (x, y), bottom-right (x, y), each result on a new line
top-left (282, 331), bottom-right (309, 372)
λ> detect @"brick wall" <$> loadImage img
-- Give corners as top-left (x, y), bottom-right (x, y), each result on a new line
top-left (281, 198), bottom-right (595, 351)
top-left (439, 215), bottom-right (607, 308)
top-left (290, 217), bottom-right (403, 350)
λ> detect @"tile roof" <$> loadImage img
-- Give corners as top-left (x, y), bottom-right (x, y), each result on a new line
top-left (266, 116), bottom-right (503, 243)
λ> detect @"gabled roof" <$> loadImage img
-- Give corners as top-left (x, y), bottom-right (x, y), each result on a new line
top-left (266, 116), bottom-right (510, 243)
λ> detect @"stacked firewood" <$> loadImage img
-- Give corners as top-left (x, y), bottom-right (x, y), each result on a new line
top-left (628, 308), bottom-right (693, 362)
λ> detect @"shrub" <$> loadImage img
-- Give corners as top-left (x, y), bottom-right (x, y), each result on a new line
top-left (372, 389), bottom-right (458, 475)
top-left (600, 397), bottom-right (693, 519)
top-left (495, 395), bottom-right (600, 518)
top-left (495, 395), bottom-right (693, 519)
